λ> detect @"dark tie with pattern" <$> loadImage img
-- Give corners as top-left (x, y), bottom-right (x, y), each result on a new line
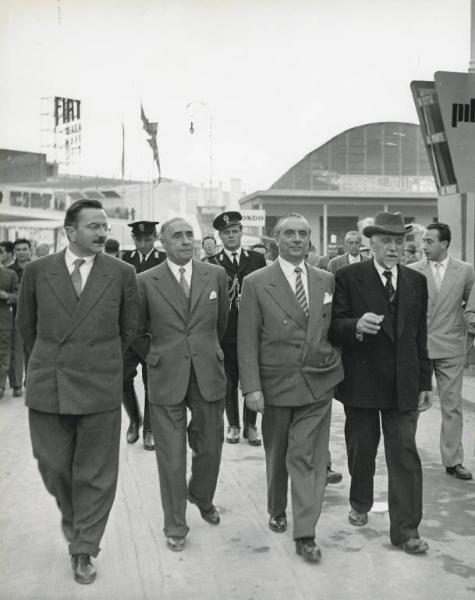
top-left (294, 267), bottom-right (308, 317)
top-left (71, 258), bottom-right (85, 297)
top-left (383, 269), bottom-right (396, 303)
top-left (179, 267), bottom-right (190, 298)
top-left (231, 252), bottom-right (239, 270)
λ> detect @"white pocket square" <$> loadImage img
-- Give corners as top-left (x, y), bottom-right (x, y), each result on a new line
top-left (209, 290), bottom-right (217, 300)
top-left (323, 292), bottom-right (333, 304)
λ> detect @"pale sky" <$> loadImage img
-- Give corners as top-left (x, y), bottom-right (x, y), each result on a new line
top-left (0, 0), bottom-right (471, 193)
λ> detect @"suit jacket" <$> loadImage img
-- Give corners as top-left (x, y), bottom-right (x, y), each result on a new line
top-left (135, 259), bottom-right (229, 405)
top-left (465, 284), bottom-right (475, 362)
top-left (120, 248), bottom-right (167, 274)
top-left (315, 255), bottom-right (331, 270)
top-left (17, 250), bottom-right (139, 414)
top-left (328, 252), bottom-right (369, 274)
top-left (237, 261), bottom-right (343, 407)
top-left (408, 257), bottom-right (475, 359)
top-left (329, 260), bottom-right (431, 411)
top-left (0, 267), bottom-right (19, 330)
top-left (206, 249), bottom-right (266, 343)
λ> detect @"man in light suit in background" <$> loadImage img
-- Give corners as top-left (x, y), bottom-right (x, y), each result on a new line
top-left (238, 213), bottom-right (343, 563)
top-left (135, 218), bottom-right (229, 553)
top-left (17, 199), bottom-right (139, 585)
top-left (409, 223), bottom-right (475, 480)
top-left (328, 231), bottom-right (369, 274)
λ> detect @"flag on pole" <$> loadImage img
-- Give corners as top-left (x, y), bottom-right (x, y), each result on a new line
top-left (140, 103), bottom-right (161, 185)
top-left (121, 122), bottom-right (125, 181)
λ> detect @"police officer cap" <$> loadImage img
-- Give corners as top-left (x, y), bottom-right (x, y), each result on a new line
top-left (128, 221), bottom-right (159, 235)
top-left (213, 211), bottom-right (242, 232)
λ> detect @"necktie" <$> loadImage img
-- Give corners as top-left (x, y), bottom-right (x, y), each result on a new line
top-left (71, 258), bottom-right (85, 297)
top-left (383, 270), bottom-right (396, 303)
top-left (179, 267), bottom-right (190, 298)
top-left (294, 267), bottom-right (308, 317)
top-left (433, 262), bottom-right (442, 291)
top-left (231, 252), bottom-right (239, 269)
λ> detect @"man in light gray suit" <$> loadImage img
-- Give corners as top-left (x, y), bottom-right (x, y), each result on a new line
top-left (135, 218), bottom-right (229, 553)
top-left (328, 231), bottom-right (369, 274)
top-left (238, 213), bottom-right (343, 563)
top-left (409, 223), bottom-right (475, 480)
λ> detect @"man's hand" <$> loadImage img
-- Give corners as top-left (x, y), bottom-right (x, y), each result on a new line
top-left (0, 290), bottom-right (8, 301)
top-left (356, 312), bottom-right (385, 335)
top-left (417, 390), bottom-right (433, 412)
top-left (245, 390), bottom-right (264, 414)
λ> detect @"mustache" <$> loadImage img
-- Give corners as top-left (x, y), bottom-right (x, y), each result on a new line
top-left (94, 237), bottom-right (107, 244)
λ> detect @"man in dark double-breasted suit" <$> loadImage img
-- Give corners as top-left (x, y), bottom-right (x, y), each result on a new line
top-left (238, 213), bottom-right (343, 563)
top-left (120, 220), bottom-right (167, 450)
top-left (330, 211), bottom-right (432, 555)
top-left (135, 217), bottom-right (229, 553)
top-left (206, 211), bottom-right (266, 445)
top-left (17, 199), bottom-right (139, 584)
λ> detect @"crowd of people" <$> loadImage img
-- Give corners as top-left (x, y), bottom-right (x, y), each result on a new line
top-left (1, 199), bottom-right (475, 585)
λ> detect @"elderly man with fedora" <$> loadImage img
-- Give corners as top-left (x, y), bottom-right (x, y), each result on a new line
top-left (330, 211), bottom-right (432, 555)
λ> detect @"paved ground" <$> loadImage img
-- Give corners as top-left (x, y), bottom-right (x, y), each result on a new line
top-left (1, 378), bottom-right (475, 600)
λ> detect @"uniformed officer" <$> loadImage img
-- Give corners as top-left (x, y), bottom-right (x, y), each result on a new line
top-left (120, 221), bottom-right (166, 450)
top-left (206, 211), bottom-right (266, 445)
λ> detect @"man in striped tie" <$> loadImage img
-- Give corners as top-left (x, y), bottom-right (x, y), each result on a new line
top-left (237, 213), bottom-right (343, 563)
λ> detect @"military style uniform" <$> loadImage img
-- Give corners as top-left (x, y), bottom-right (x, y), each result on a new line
top-left (120, 222), bottom-right (166, 448)
top-left (206, 213), bottom-right (266, 442)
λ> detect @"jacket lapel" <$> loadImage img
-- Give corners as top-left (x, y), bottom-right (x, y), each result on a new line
top-left (354, 261), bottom-right (394, 342)
top-left (436, 258), bottom-right (457, 305)
top-left (237, 250), bottom-right (249, 275)
top-left (304, 266), bottom-right (325, 348)
top-left (189, 259), bottom-right (208, 316)
top-left (152, 264), bottom-right (187, 323)
top-left (396, 266), bottom-right (413, 339)
top-left (264, 262), bottom-right (308, 331)
top-left (60, 253), bottom-right (114, 342)
top-left (44, 250), bottom-right (78, 316)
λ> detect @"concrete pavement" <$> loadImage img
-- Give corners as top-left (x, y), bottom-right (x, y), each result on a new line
top-left (1, 382), bottom-right (474, 600)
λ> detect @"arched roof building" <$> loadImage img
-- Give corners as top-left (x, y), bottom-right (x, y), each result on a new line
top-left (240, 122), bottom-right (437, 253)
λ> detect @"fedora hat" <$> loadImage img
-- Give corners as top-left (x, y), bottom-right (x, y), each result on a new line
top-left (363, 212), bottom-right (413, 237)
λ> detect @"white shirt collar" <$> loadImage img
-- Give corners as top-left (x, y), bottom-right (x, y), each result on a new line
top-left (278, 256), bottom-right (307, 277)
top-left (373, 258), bottom-right (398, 288)
top-left (167, 258), bottom-right (192, 278)
top-left (348, 253), bottom-right (361, 264)
top-left (65, 246), bottom-right (95, 268)
top-left (429, 255), bottom-right (449, 269)
top-left (224, 247), bottom-right (242, 262)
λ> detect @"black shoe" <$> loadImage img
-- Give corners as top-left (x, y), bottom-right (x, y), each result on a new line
top-left (243, 425), bottom-right (262, 446)
top-left (348, 509), bottom-right (368, 526)
top-left (198, 505), bottom-right (220, 526)
top-left (269, 513), bottom-right (287, 533)
top-left (126, 421), bottom-right (140, 444)
top-left (326, 468), bottom-right (343, 485)
top-left (397, 537), bottom-right (429, 554)
top-left (226, 426), bottom-right (240, 443)
top-left (166, 536), bottom-right (186, 552)
top-left (446, 464), bottom-right (473, 480)
top-left (12, 387), bottom-right (22, 398)
top-left (71, 553), bottom-right (96, 584)
top-left (295, 538), bottom-right (322, 563)
top-left (143, 430), bottom-right (155, 451)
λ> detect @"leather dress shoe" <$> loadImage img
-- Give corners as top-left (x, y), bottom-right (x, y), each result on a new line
top-left (268, 513), bottom-right (287, 533)
top-left (166, 536), bottom-right (186, 552)
top-left (12, 387), bottom-right (22, 398)
top-left (348, 509), bottom-right (368, 526)
top-left (143, 430), bottom-right (155, 451)
top-left (295, 538), bottom-right (322, 563)
top-left (198, 505), bottom-right (220, 525)
top-left (243, 425), bottom-right (262, 446)
top-left (71, 553), bottom-right (96, 584)
top-left (226, 426), bottom-right (240, 444)
top-left (397, 537), bottom-right (429, 554)
top-left (126, 421), bottom-right (140, 444)
top-left (446, 464), bottom-right (473, 480)
top-left (326, 468), bottom-right (343, 485)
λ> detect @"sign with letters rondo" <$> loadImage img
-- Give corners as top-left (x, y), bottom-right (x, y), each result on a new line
top-left (241, 209), bottom-right (265, 232)
top-left (435, 71), bottom-right (475, 194)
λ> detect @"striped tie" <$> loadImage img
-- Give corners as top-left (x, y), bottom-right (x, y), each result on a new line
top-left (179, 267), bottom-right (190, 298)
top-left (71, 258), bottom-right (85, 297)
top-left (294, 267), bottom-right (308, 317)
top-left (383, 270), bottom-right (396, 303)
